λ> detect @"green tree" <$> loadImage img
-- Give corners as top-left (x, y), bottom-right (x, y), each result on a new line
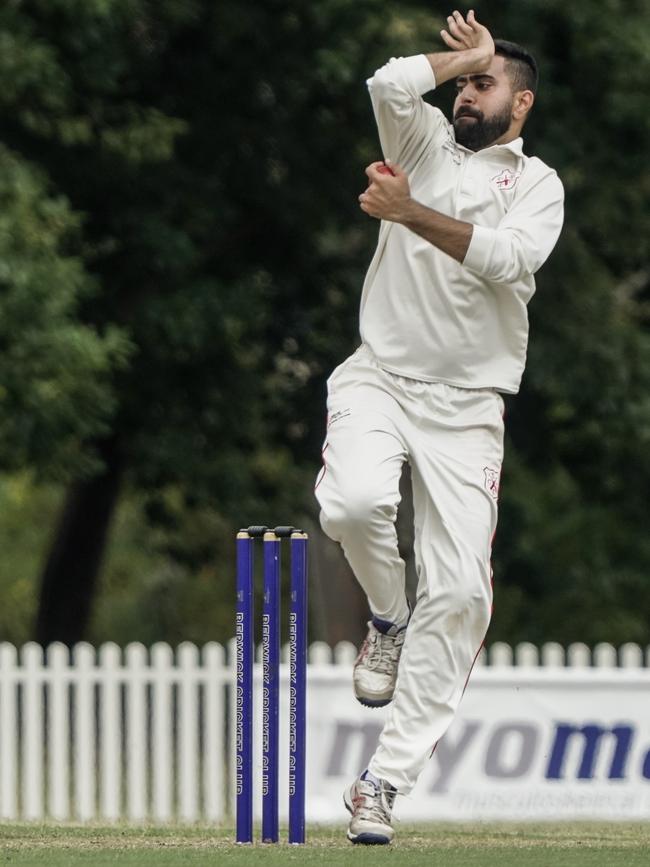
top-left (1, 0), bottom-right (431, 644)
top-left (0, 145), bottom-right (127, 478)
top-left (0, 0), bottom-right (649, 649)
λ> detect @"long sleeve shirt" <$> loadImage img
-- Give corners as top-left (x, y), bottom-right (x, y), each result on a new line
top-left (359, 54), bottom-right (565, 393)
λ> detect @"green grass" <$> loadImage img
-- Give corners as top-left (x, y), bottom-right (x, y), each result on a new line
top-left (1, 823), bottom-right (650, 866)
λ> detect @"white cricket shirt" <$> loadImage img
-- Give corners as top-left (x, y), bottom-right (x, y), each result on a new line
top-left (359, 54), bottom-right (565, 393)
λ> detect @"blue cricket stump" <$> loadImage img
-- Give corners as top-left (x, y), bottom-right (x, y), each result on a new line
top-left (235, 525), bottom-right (308, 845)
top-left (289, 531), bottom-right (308, 844)
top-left (262, 530), bottom-right (281, 843)
top-left (235, 530), bottom-right (255, 844)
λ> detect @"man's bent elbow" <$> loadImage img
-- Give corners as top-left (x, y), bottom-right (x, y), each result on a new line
top-left (464, 228), bottom-right (542, 283)
top-left (367, 58), bottom-right (411, 102)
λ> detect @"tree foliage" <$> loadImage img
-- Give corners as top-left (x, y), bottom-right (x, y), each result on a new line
top-left (0, 144), bottom-right (128, 478)
top-left (0, 0), bottom-right (648, 646)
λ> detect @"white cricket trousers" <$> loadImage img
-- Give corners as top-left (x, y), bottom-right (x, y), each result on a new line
top-left (315, 345), bottom-right (504, 793)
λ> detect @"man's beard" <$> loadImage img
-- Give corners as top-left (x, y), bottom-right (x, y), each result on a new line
top-left (453, 102), bottom-right (513, 151)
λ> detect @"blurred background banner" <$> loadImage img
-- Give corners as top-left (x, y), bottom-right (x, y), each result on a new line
top-left (309, 671), bottom-right (650, 822)
top-left (0, 2), bottom-right (648, 661)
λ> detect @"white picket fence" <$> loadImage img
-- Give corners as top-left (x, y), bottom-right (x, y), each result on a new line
top-left (0, 640), bottom-right (648, 822)
top-left (0, 642), bottom-right (227, 823)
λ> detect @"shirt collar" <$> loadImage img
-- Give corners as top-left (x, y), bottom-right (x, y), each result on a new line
top-left (457, 136), bottom-right (524, 157)
top-left (492, 137), bottom-right (524, 155)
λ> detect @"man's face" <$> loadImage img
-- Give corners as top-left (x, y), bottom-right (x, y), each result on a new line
top-left (452, 55), bottom-right (516, 151)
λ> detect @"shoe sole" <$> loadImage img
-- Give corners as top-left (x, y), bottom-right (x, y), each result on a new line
top-left (348, 832), bottom-right (391, 845)
top-left (355, 694), bottom-right (392, 708)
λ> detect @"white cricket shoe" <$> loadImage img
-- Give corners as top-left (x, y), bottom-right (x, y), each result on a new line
top-left (343, 770), bottom-right (397, 845)
top-left (353, 619), bottom-right (406, 707)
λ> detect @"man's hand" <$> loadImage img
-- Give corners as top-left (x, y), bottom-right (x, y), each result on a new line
top-left (359, 162), bottom-right (412, 223)
top-left (440, 9), bottom-right (494, 68)
top-left (359, 161), bottom-right (474, 263)
top-left (427, 10), bottom-right (495, 85)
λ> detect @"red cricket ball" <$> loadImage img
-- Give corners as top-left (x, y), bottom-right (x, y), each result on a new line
top-left (377, 163), bottom-right (395, 176)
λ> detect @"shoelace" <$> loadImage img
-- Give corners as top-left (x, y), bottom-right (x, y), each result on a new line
top-left (361, 626), bottom-right (405, 674)
top-left (352, 779), bottom-right (396, 824)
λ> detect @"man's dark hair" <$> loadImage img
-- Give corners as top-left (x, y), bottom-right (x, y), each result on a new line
top-left (494, 39), bottom-right (539, 94)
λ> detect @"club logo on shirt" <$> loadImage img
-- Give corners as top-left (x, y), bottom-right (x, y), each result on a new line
top-left (492, 169), bottom-right (520, 191)
top-left (483, 467), bottom-right (500, 499)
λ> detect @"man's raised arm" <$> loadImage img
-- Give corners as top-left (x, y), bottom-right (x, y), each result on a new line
top-left (367, 9), bottom-right (494, 170)
top-left (426, 9), bottom-right (494, 86)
